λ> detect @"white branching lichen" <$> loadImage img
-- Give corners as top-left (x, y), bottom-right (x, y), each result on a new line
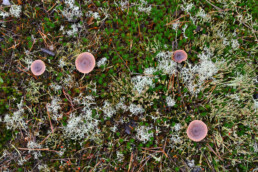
top-left (155, 51), bottom-right (178, 75)
top-left (173, 123), bottom-right (181, 131)
top-left (196, 7), bottom-right (211, 22)
top-left (136, 125), bottom-right (153, 143)
top-left (182, 24), bottom-right (188, 39)
top-left (231, 39), bottom-right (240, 50)
top-left (0, 11), bottom-right (10, 18)
top-left (4, 99), bottom-right (28, 130)
top-left (116, 151), bottom-right (124, 162)
top-left (47, 97), bottom-right (62, 121)
top-left (166, 96), bottom-right (176, 107)
top-left (138, 0), bottom-right (152, 15)
top-left (181, 3), bottom-right (196, 24)
top-left (85, 11), bottom-right (100, 20)
top-left (170, 134), bottom-right (181, 144)
top-left (129, 103), bottom-right (145, 115)
top-left (27, 141), bottom-right (42, 159)
top-left (116, 98), bottom-right (128, 112)
top-left (180, 47), bottom-right (218, 94)
top-left (116, 0), bottom-right (129, 11)
top-left (97, 57), bottom-right (108, 67)
top-left (62, 0), bottom-right (82, 21)
top-left (187, 159), bottom-right (195, 168)
top-left (196, 59), bottom-right (218, 83)
top-left (131, 75), bottom-right (154, 94)
top-left (10, 5), bottom-right (22, 18)
top-left (63, 111), bottom-right (100, 141)
top-left (62, 23), bottom-right (82, 37)
top-left (144, 67), bottom-right (157, 75)
top-left (50, 83), bottom-right (62, 92)
top-left (38, 164), bottom-right (50, 172)
top-left (102, 100), bottom-right (116, 118)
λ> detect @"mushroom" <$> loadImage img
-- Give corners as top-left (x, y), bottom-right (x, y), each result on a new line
top-left (173, 50), bottom-right (188, 63)
top-left (2, 0), bottom-right (11, 5)
top-left (75, 52), bottom-right (96, 74)
top-left (31, 60), bottom-right (46, 76)
top-left (187, 120), bottom-right (208, 142)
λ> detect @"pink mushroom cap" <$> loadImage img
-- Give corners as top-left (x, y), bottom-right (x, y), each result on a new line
top-left (187, 120), bottom-right (208, 142)
top-left (31, 60), bottom-right (46, 76)
top-left (75, 52), bottom-right (96, 74)
top-left (173, 50), bottom-right (188, 63)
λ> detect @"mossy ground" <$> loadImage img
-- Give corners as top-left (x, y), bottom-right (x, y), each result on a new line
top-left (0, 0), bottom-right (257, 171)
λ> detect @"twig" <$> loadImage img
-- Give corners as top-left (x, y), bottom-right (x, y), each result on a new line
top-left (74, 146), bottom-right (98, 154)
top-left (39, 128), bottom-right (56, 145)
top-left (166, 14), bottom-right (189, 26)
top-left (111, 42), bottom-right (132, 74)
top-left (62, 88), bottom-right (75, 110)
top-left (208, 9), bottom-right (230, 14)
top-left (135, 13), bottom-right (142, 40)
top-left (65, 106), bottom-right (84, 115)
top-left (6, 42), bottom-right (20, 50)
top-left (205, 0), bottom-right (223, 11)
top-left (90, 159), bottom-right (104, 172)
top-left (16, 60), bottom-right (37, 79)
top-left (11, 144), bottom-right (22, 158)
top-left (142, 147), bottom-right (162, 150)
top-left (128, 151), bottom-right (134, 172)
top-left (137, 156), bottom-right (151, 172)
top-left (47, 2), bottom-right (57, 13)
top-left (168, 74), bottom-right (175, 91)
top-left (176, 72), bottom-right (186, 109)
top-left (46, 104), bottom-right (54, 133)
top-left (206, 144), bottom-right (223, 161)
top-left (17, 66), bottom-right (37, 80)
top-left (18, 148), bottom-right (59, 153)
top-left (203, 85), bottom-right (216, 104)
top-left (161, 139), bottom-right (168, 158)
top-left (203, 153), bottom-right (216, 172)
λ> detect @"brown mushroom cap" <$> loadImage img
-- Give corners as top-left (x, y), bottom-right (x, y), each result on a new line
top-left (31, 60), bottom-right (46, 76)
top-left (75, 52), bottom-right (96, 74)
top-left (187, 120), bottom-right (208, 142)
top-left (173, 50), bottom-right (188, 63)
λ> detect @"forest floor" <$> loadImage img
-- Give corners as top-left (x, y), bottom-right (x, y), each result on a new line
top-left (0, 0), bottom-right (257, 171)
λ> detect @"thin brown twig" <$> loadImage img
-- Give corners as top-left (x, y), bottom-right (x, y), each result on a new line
top-left (161, 139), bottom-right (168, 158)
top-left (138, 156), bottom-right (152, 172)
top-left (17, 66), bottom-right (37, 80)
top-left (90, 159), bottom-right (104, 172)
top-left (47, 2), bottom-right (57, 13)
top-left (206, 144), bottom-right (223, 161)
top-left (166, 14), bottom-right (189, 26)
top-left (18, 148), bottom-right (59, 153)
top-left (128, 151), bottom-right (134, 172)
top-left (205, 0), bottom-right (223, 11)
top-left (62, 88), bottom-right (75, 110)
top-left (65, 106), bottom-right (83, 115)
top-left (46, 104), bottom-right (54, 133)
top-left (203, 85), bottom-right (216, 104)
top-left (208, 9), bottom-right (230, 14)
top-left (168, 74), bottom-right (175, 91)
top-left (203, 153), bottom-right (216, 172)
top-left (141, 147), bottom-right (162, 150)
top-left (6, 42), bottom-right (20, 50)
top-left (111, 42), bottom-right (132, 74)
top-left (39, 128), bottom-right (56, 145)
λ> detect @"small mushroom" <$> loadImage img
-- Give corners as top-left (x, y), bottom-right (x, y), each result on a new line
top-left (187, 120), bottom-right (208, 142)
top-left (173, 50), bottom-right (188, 63)
top-left (75, 52), bottom-right (96, 74)
top-left (31, 60), bottom-right (46, 76)
top-left (2, 0), bottom-right (11, 6)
